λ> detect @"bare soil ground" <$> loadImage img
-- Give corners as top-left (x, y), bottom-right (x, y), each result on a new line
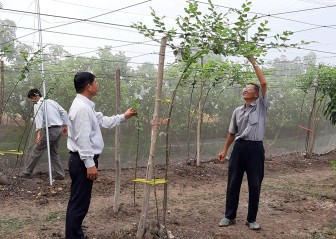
top-left (1, 151), bottom-right (336, 239)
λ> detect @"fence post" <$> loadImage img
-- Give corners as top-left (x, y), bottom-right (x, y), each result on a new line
top-left (0, 61), bottom-right (4, 125)
top-left (113, 69), bottom-right (121, 212)
top-left (137, 37), bottom-right (167, 238)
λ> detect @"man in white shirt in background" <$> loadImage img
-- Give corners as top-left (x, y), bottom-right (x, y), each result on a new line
top-left (65, 72), bottom-right (137, 239)
top-left (23, 88), bottom-right (68, 180)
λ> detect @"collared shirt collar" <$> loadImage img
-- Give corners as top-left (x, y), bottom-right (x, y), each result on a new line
top-left (244, 98), bottom-right (257, 109)
top-left (76, 94), bottom-right (95, 109)
top-left (250, 100), bottom-right (257, 107)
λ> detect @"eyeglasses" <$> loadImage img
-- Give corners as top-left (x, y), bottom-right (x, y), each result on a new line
top-left (243, 87), bottom-right (256, 92)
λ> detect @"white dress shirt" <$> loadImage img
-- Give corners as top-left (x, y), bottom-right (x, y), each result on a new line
top-left (34, 97), bottom-right (68, 131)
top-left (67, 94), bottom-right (126, 168)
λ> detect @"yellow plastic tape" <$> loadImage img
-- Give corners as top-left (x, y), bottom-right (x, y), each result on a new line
top-left (133, 178), bottom-right (167, 185)
top-left (157, 99), bottom-right (171, 103)
top-left (0, 150), bottom-right (24, 155)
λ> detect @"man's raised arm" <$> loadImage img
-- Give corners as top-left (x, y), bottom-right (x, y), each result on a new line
top-left (247, 56), bottom-right (267, 96)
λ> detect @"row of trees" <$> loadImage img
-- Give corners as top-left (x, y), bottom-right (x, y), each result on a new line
top-left (0, 21), bottom-right (335, 157)
top-left (1, 47), bottom-right (332, 137)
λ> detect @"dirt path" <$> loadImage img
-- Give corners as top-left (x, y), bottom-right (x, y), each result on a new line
top-left (1, 152), bottom-right (335, 239)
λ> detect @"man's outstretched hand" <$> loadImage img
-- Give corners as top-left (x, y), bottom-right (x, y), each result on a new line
top-left (124, 108), bottom-right (138, 119)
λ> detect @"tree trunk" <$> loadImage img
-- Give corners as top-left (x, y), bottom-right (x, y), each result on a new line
top-left (113, 69), bottom-right (121, 213)
top-left (186, 77), bottom-right (196, 163)
top-left (137, 37), bottom-right (166, 239)
top-left (162, 61), bottom-right (193, 228)
top-left (305, 84), bottom-right (318, 157)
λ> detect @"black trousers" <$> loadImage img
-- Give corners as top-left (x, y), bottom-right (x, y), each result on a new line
top-left (225, 140), bottom-right (265, 223)
top-left (65, 152), bottom-right (99, 239)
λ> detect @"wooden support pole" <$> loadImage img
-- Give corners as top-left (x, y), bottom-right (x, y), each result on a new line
top-left (196, 57), bottom-right (204, 167)
top-left (0, 61), bottom-right (4, 125)
top-left (113, 69), bottom-right (121, 212)
top-left (305, 78), bottom-right (318, 157)
top-left (137, 37), bottom-right (167, 239)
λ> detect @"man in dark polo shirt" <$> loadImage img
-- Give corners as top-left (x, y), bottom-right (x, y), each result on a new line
top-left (218, 56), bottom-right (267, 230)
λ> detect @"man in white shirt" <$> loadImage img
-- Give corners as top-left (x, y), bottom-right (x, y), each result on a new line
top-left (23, 88), bottom-right (68, 180)
top-left (65, 72), bottom-right (137, 239)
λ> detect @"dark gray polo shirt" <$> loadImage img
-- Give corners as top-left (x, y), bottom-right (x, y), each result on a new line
top-left (228, 91), bottom-right (268, 141)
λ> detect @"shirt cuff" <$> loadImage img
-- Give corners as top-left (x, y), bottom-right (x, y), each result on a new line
top-left (82, 156), bottom-right (95, 168)
top-left (119, 114), bottom-right (126, 122)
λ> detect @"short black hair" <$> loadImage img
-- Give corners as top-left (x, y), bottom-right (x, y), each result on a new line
top-left (247, 83), bottom-right (260, 93)
top-left (74, 72), bottom-right (96, 93)
top-left (27, 88), bottom-right (42, 98)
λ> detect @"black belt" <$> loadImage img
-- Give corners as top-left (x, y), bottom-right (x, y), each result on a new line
top-left (48, 125), bottom-right (62, 128)
top-left (236, 139), bottom-right (262, 143)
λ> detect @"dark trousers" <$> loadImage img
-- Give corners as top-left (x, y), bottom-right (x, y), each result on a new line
top-left (225, 140), bottom-right (265, 223)
top-left (65, 152), bottom-right (99, 239)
